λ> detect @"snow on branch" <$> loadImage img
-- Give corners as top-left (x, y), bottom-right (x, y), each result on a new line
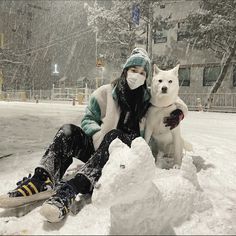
top-left (0, 59), bottom-right (23, 64)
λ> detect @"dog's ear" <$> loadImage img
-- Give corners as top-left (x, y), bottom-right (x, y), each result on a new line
top-left (153, 64), bottom-right (161, 76)
top-left (171, 64), bottom-right (180, 76)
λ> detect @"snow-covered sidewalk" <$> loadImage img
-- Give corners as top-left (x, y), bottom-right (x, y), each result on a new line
top-left (0, 101), bottom-right (235, 235)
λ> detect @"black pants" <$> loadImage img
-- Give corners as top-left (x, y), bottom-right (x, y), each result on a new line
top-left (39, 124), bottom-right (138, 194)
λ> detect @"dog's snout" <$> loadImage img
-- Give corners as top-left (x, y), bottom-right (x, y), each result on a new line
top-left (162, 86), bottom-right (168, 93)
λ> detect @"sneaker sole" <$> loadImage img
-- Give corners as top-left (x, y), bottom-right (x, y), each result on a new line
top-left (40, 202), bottom-right (63, 223)
top-left (0, 190), bottom-right (54, 208)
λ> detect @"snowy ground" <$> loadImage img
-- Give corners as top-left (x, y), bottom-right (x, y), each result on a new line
top-left (0, 101), bottom-right (236, 235)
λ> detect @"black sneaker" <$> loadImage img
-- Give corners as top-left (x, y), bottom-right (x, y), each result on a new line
top-left (40, 181), bottom-right (76, 223)
top-left (0, 167), bottom-right (53, 208)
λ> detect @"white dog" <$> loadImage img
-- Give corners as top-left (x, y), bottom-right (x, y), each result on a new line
top-left (145, 64), bottom-right (192, 168)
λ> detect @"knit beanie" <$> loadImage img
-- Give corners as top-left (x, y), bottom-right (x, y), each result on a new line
top-left (123, 48), bottom-right (151, 78)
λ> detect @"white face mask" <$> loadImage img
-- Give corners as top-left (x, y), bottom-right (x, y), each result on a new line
top-left (126, 71), bottom-right (146, 90)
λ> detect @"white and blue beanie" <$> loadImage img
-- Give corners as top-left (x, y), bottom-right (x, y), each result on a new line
top-left (123, 48), bottom-right (151, 78)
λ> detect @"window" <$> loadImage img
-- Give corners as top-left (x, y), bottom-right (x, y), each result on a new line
top-left (26, 30), bottom-right (32, 39)
top-left (136, 37), bottom-right (146, 45)
top-left (27, 11), bottom-right (33, 21)
top-left (153, 31), bottom-right (167, 44)
top-left (203, 66), bottom-right (221, 86)
top-left (160, 4), bottom-right (165, 9)
top-left (233, 65), bottom-right (236, 87)
top-left (177, 21), bottom-right (190, 41)
top-left (179, 67), bottom-right (190, 86)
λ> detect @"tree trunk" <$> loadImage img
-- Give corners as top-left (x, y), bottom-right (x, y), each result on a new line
top-left (205, 41), bottom-right (236, 110)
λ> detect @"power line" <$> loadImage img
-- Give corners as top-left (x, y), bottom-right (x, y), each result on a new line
top-left (14, 27), bottom-right (94, 57)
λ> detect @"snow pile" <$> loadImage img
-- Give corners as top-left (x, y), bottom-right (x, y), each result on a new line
top-left (152, 156), bottom-right (204, 231)
top-left (92, 137), bottom-right (156, 207)
top-left (92, 137), bottom-right (203, 235)
top-left (1, 102), bottom-right (236, 235)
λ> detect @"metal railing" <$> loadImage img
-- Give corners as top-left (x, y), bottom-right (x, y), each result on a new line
top-left (0, 87), bottom-right (95, 104)
top-left (179, 93), bottom-right (236, 112)
top-left (1, 90), bottom-right (236, 112)
top-left (0, 90), bottom-right (52, 101)
top-left (51, 87), bottom-right (93, 104)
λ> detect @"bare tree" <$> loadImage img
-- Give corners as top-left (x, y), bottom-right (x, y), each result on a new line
top-left (185, 0), bottom-right (236, 109)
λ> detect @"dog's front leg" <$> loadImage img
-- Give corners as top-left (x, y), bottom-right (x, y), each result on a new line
top-left (172, 127), bottom-right (183, 168)
top-left (144, 124), bottom-right (153, 144)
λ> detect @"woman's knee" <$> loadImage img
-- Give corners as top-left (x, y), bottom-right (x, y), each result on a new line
top-left (103, 129), bottom-right (123, 140)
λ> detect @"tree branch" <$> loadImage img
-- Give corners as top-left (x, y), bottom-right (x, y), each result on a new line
top-left (0, 59), bottom-right (23, 64)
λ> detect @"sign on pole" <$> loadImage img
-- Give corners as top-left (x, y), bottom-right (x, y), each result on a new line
top-left (132, 4), bottom-right (140, 25)
top-left (96, 58), bottom-right (104, 67)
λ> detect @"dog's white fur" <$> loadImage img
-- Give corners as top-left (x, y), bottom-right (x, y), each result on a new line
top-left (145, 64), bottom-right (191, 168)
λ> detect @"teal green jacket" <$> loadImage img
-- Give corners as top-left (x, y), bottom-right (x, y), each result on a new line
top-left (81, 84), bottom-right (150, 150)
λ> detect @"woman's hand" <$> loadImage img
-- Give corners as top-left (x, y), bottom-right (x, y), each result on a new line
top-left (164, 109), bottom-right (184, 130)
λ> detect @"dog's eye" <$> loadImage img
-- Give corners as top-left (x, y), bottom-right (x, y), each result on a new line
top-left (158, 80), bottom-right (162, 83)
top-left (169, 80), bottom-right (172, 83)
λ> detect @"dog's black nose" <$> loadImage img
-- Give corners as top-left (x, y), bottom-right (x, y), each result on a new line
top-left (162, 86), bottom-right (168, 93)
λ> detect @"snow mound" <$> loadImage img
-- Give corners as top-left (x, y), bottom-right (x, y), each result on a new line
top-left (92, 137), bottom-right (156, 207)
top-left (92, 137), bottom-right (204, 235)
top-left (152, 157), bottom-right (198, 229)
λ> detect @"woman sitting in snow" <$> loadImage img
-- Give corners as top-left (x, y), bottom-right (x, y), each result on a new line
top-left (0, 48), bottom-right (185, 222)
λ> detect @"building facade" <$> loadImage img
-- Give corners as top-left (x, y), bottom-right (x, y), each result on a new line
top-left (136, 0), bottom-right (236, 96)
top-left (0, 0), bottom-right (96, 92)
top-left (1, 0), bottom-right (236, 108)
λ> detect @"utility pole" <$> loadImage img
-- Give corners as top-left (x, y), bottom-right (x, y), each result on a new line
top-left (26, 3), bottom-right (50, 92)
top-left (147, 2), bottom-right (153, 61)
top-left (132, 2), bottom-right (153, 60)
top-left (95, 0), bottom-right (99, 89)
top-left (0, 69), bottom-right (3, 96)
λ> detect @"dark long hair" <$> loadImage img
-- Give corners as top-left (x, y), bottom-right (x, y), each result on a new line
top-left (111, 68), bottom-right (150, 121)
top-left (111, 69), bottom-right (127, 87)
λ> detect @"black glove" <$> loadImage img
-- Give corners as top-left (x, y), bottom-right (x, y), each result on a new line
top-left (164, 109), bottom-right (184, 130)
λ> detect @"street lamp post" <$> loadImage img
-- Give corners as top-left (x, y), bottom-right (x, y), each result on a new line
top-left (0, 70), bottom-right (3, 96)
top-left (147, 2), bottom-right (153, 61)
